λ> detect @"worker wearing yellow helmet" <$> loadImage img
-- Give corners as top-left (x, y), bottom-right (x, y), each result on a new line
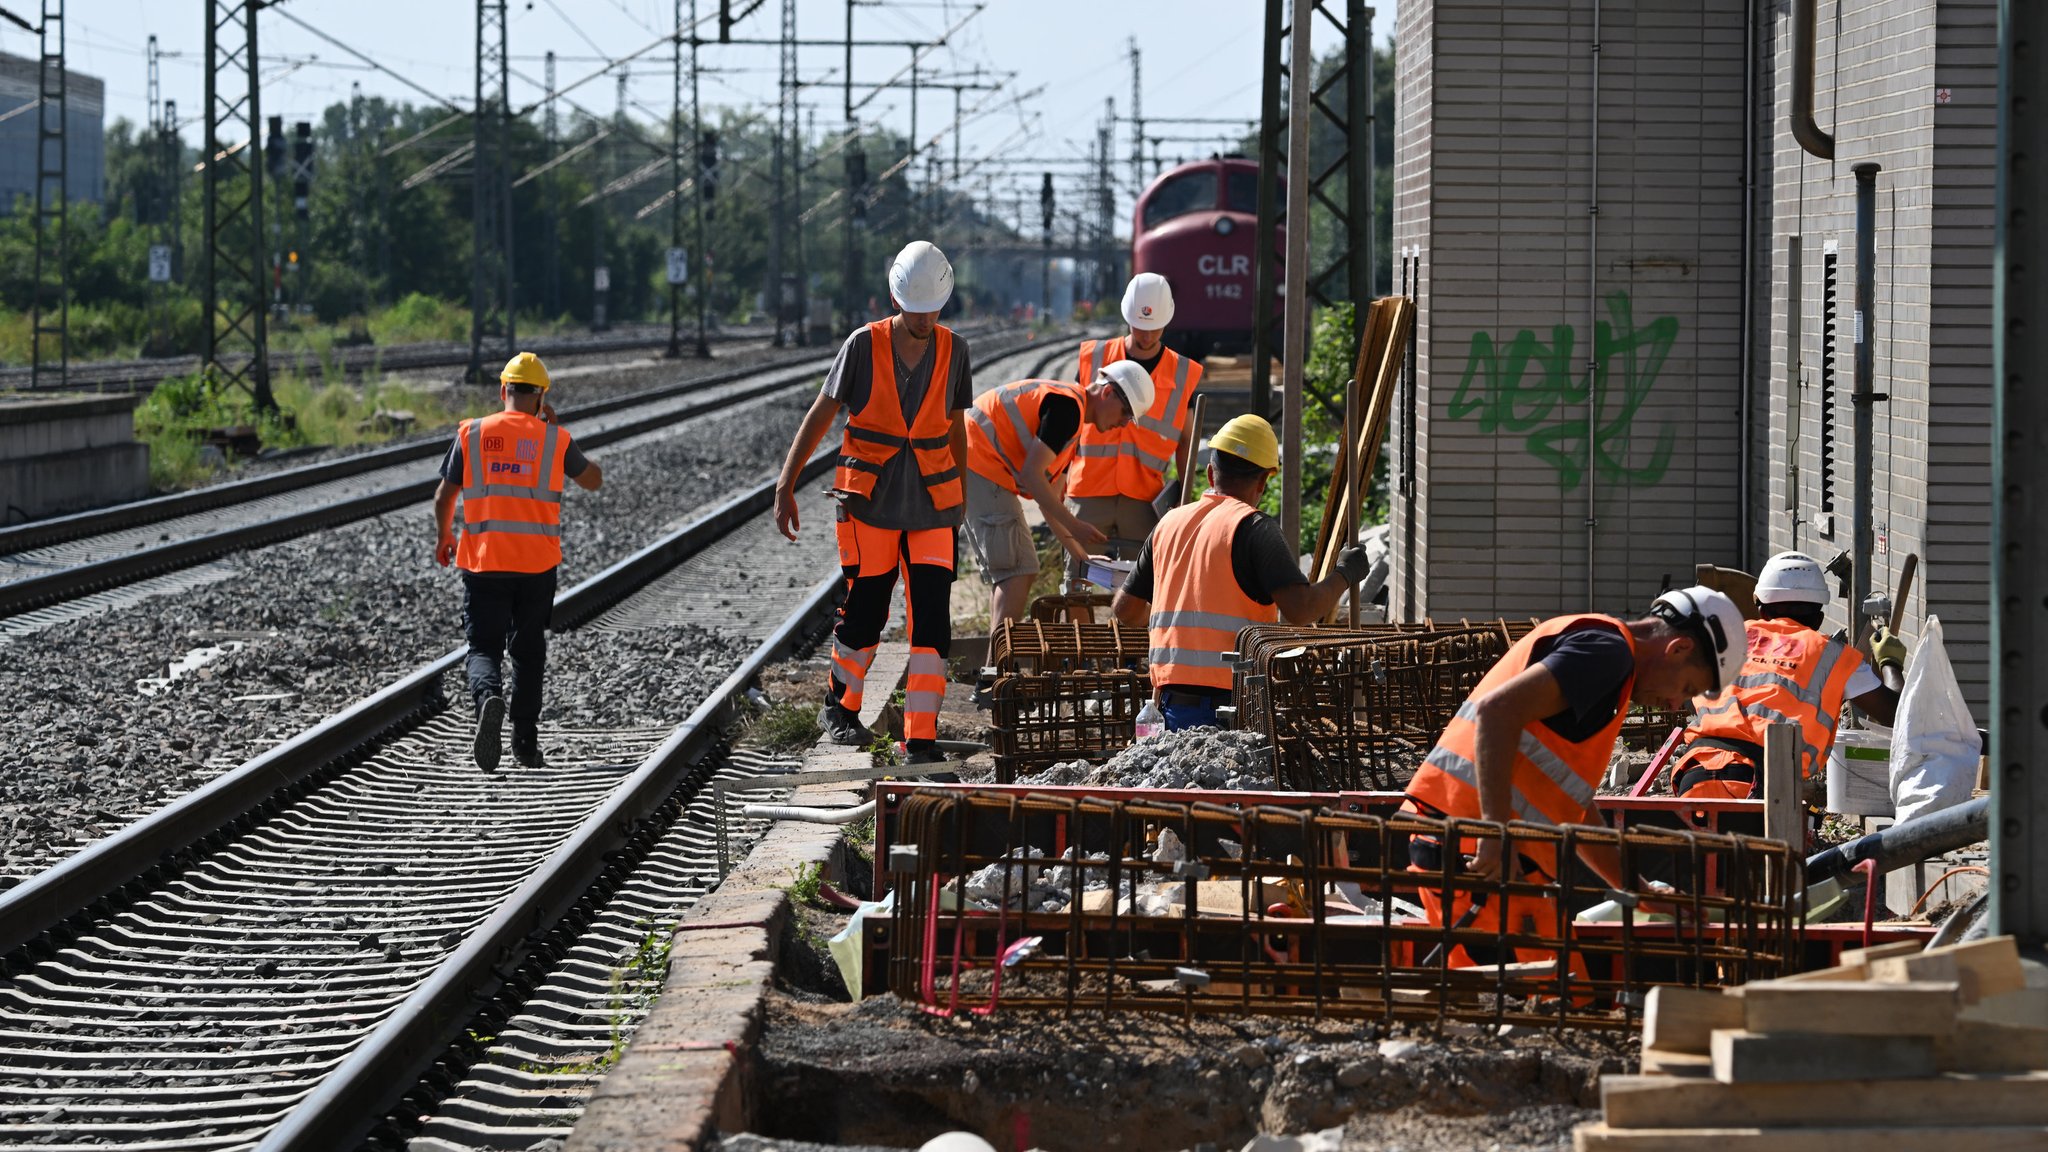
top-left (433, 352), bottom-right (605, 772)
top-left (1110, 414), bottom-right (1370, 730)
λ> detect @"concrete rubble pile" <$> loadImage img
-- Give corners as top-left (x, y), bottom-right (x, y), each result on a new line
top-left (1014, 727), bottom-right (1275, 791)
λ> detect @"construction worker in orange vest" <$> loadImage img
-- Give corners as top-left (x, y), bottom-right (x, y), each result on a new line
top-left (1667, 551), bottom-right (1903, 800)
top-left (1109, 414), bottom-right (1371, 730)
top-left (1066, 274), bottom-right (1204, 591)
top-left (963, 361), bottom-right (1151, 624)
top-left (773, 242), bottom-right (973, 765)
top-left (433, 352), bottom-right (605, 772)
top-left (1401, 586), bottom-right (1746, 967)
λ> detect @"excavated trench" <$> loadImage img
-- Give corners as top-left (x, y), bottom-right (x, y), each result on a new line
top-left (729, 905), bottom-right (1632, 1152)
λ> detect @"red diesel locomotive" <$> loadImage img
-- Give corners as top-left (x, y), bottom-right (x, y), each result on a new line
top-left (1129, 155), bottom-right (1276, 357)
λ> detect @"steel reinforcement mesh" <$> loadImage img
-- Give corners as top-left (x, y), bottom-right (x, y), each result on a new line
top-left (988, 669), bottom-right (1149, 781)
top-left (884, 789), bottom-right (1800, 1030)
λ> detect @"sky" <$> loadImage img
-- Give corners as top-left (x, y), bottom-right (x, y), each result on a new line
top-left (0, 0), bottom-right (1396, 224)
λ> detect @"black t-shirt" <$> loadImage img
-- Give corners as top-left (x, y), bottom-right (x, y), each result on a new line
top-left (1075, 347), bottom-right (1164, 383)
top-left (1530, 621), bottom-right (1636, 742)
top-left (1120, 508), bottom-right (1308, 608)
top-left (1036, 394), bottom-right (1081, 455)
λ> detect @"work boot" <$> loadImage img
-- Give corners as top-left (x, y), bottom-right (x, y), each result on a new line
top-left (903, 740), bottom-right (960, 784)
top-left (511, 724), bottom-right (544, 770)
top-left (472, 694), bottom-right (505, 773)
top-left (817, 700), bottom-right (871, 746)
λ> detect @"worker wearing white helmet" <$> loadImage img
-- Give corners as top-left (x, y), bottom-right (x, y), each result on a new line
top-left (961, 360), bottom-right (1149, 624)
top-left (772, 241), bottom-right (972, 765)
top-left (1065, 273), bottom-right (1205, 594)
top-left (1667, 551), bottom-right (1902, 800)
top-left (1402, 586), bottom-right (1740, 968)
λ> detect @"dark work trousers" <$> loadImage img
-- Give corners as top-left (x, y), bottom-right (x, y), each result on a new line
top-left (462, 568), bottom-right (558, 727)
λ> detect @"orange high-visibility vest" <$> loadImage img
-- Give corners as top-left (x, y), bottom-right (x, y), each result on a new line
top-left (833, 319), bottom-right (963, 510)
top-left (456, 410), bottom-right (571, 574)
top-left (1145, 489), bottom-right (1279, 692)
top-left (1068, 338), bottom-right (1203, 500)
top-left (1675, 617), bottom-right (1864, 796)
top-left (1407, 615), bottom-right (1638, 829)
top-left (965, 378), bottom-right (1089, 495)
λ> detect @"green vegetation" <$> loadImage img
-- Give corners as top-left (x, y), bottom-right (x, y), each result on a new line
top-left (519, 920), bottom-right (674, 1077)
top-left (787, 861), bottom-right (825, 906)
top-left (747, 699), bottom-right (823, 753)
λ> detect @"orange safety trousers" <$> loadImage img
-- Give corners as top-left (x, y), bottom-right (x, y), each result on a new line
top-left (830, 510), bottom-right (955, 742)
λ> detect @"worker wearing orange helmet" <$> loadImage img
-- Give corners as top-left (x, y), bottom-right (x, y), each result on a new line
top-left (433, 352), bottom-right (605, 772)
top-left (1065, 273), bottom-right (1204, 587)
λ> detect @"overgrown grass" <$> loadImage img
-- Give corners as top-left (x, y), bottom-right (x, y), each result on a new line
top-left (747, 699), bottom-right (823, 752)
top-left (788, 862), bottom-right (825, 905)
top-left (518, 920), bottom-right (674, 1076)
top-left (132, 367), bottom-right (494, 492)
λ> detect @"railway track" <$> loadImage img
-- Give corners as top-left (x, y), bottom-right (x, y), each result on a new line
top-left (0, 457), bottom-right (842, 1151)
top-left (0, 333), bottom-right (1087, 1151)
top-left (0, 327), bottom-right (1046, 631)
top-left (0, 325), bottom-right (765, 395)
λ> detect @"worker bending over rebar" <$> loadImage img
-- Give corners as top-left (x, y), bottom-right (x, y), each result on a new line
top-left (1401, 586), bottom-right (1746, 967)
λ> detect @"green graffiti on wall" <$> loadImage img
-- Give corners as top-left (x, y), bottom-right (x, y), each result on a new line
top-left (1447, 292), bottom-right (1681, 492)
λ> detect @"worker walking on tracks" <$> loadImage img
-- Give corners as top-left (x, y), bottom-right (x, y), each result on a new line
top-left (1109, 414), bottom-right (1371, 730)
top-left (1065, 273), bottom-right (1204, 585)
top-left (1667, 551), bottom-right (1902, 800)
top-left (964, 361), bottom-right (1150, 624)
top-left (1401, 586), bottom-right (1745, 968)
top-left (773, 242), bottom-right (972, 764)
top-left (434, 352), bottom-right (604, 772)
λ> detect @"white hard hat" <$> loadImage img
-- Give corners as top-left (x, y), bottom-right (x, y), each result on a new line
top-left (1098, 360), bottom-right (1155, 417)
top-left (919, 1135), bottom-right (996, 1152)
top-left (1121, 272), bottom-right (1175, 330)
top-left (888, 240), bottom-right (953, 313)
top-left (1652, 585), bottom-right (1747, 698)
top-left (1755, 550), bottom-right (1829, 605)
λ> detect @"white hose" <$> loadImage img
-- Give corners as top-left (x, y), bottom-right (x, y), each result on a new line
top-left (742, 800), bottom-right (876, 824)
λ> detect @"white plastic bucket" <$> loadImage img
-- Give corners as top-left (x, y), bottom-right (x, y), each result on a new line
top-left (1828, 728), bottom-right (1894, 816)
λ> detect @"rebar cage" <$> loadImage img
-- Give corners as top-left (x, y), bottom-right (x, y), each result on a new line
top-left (990, 618), bottom-right (1151, 677)
top-left (884, 788), bottom-right (1800, 1030)
top-left (988, 669), bottom-right (1149, 782)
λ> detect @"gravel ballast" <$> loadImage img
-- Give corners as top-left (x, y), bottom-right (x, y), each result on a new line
top-left (0, 389), bottom-right (812, 883)
top-left (1015, 727), bottom-right (1278, 790)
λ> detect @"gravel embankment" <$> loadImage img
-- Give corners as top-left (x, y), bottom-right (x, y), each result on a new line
top-left (0, 390), bottom-right (813, 883)
top-left (1016, 728), bottom-right (1278, 790)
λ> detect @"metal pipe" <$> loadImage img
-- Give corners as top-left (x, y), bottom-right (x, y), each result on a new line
top-left (1805, 795), bottom-right (1989, 886)
top-left (1280, 0), bottom-right (1312, 555)
top-left (1852, 162), bottom-right (1880, 631)
top-left (1791, 0), bottom-right (1835, 160)
top-left (1584, 0), bottom-right (1601, 608)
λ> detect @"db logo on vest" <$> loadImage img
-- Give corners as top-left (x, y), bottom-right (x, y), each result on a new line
top-left (483, 436), bottom-right (505, 452)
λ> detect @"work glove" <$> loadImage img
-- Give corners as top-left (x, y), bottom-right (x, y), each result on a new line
top-left (1870, 624), bottom-right (1908, 671)
top-left (1334, 544), bottom-right (1373, 586)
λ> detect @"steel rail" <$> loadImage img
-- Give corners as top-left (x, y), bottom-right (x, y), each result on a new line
top-left (0, 449), bottom-right (835, 962)
top-left (0, 335), bottom-right (1032, 621)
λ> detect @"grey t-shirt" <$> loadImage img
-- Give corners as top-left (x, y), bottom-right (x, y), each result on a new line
top-left (822, 324), bottom-right (974, 530)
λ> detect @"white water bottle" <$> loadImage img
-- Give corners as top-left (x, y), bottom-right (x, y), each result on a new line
top-left (1135, 699), bottom-right (1165, 741)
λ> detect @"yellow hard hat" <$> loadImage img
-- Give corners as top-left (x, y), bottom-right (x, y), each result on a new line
top-left (1208, 414), bottom-right (1279, 471)
top-left (499, 351), bottom-right (552, 390)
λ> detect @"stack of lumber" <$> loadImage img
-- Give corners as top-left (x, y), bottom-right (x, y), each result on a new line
top-left (1575, 936), bottom-right (2048, 1150)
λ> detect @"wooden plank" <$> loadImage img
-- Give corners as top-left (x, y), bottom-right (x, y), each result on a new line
top-left (1600, 1071), bottom-right (2048, 1130)
top-left (1870, 936), bottom-right (2025, 1004)
top-left (1740, 980), bottom-right (1961, 1037)
top-left (1937, 1021), bottom-right (2048, 1074)
top-left (1770, 962), bottom-right (1867, 984)
top-left (1643, 986), bottom-right (1743, 1055)
top-left (1638, 1049), bottom-right (1713, 1077)
top-left (1841, 939), bottom-right (1926, 967)
top-left (1712, 1029), bottom-right (1937, 1083)
top-left (1574, 1122), bottom-right (2048, 1151)
top-left (1964, 988), bottom-right (2048, 1031)
top-left (1761, 723), bottom-right (1801, 849)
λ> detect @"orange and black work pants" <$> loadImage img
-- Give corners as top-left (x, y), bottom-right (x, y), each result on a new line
top-left (1407, 832), bottom-right (1570, 969)
top-left (831, 509), bottom-right (954, 743)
